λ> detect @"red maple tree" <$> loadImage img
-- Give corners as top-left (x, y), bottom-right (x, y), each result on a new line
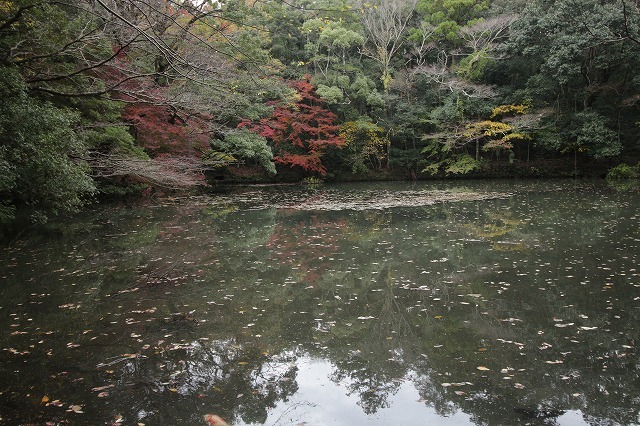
top-left (239, 76), bottom-right (344, 176)
top-left (123, 101), bottom-right (210, 158)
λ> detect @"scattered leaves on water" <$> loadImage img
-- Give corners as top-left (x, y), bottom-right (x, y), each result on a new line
top-left (68, 404), bottom-right (84, 413)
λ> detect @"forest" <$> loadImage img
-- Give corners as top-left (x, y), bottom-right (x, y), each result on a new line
top-left (1, 0), bottom-right (640, 224)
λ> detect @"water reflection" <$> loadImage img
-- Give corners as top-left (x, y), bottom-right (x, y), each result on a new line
top-left (0, 180), bottom-right (639, 425)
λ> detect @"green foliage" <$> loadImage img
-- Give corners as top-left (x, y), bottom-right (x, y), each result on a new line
top-left (339, 118), bottom-right (389, 173)
top-left (507, 0), bottom-right (640, 160)
top-left (210, 128), bottom-right (277, 175)
top-left (417, 0), bottom-right (489, 45)
top-left (319, 21), bottom-right (364, 50)
top-left (317, 84), bottom-right (345, 104)
top-left (457, 49), bottom-right (493, 82)
top-left (572, 111), bottom-right (621, 159)
top-left (606, 163), bottom-right (639, 180)
top-left (421, 137), bottom-right (480, 176)
top-left (0, 67), bottom-right (95, 223)
top-left (422, 147), bottom-right (480, 176)
top-left (85, 126), bottom-right (147, 158)
top-left (445, 154), bottom-right (480, 174)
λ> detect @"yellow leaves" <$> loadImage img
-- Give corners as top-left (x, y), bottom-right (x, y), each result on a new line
top-left (340, 121), bottom-right (387, 148)
top-left (502, 132), bottom-right (531, 142)
top-left (482, 139), bottom-right (513, 151)
top-left (464, 120), bottom-right (512, 138)
top-left (0, 1), bottom-right (17, 17)
top-left (464, 119), bottom-right (531, 153)
top-left (490, 103), bottom-right (531, 119)
top-left (41, 395), bottom-right (49, 403)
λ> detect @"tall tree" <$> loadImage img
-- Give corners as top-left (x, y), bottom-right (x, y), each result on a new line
top-left (507, 0), bottom-right (640, 157)
top-left (239, 76), bottom-right (345, 176)
top-left (358, 0), bottom-right (419, 95)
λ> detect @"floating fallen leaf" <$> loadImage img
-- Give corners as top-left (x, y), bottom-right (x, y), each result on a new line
top-left (555, 323), bottom-right (574, 328)
top-left (545, 360), bottom-right (563, 364)
top-left (579, 326), bottom-right (598, 331)
top-left (69, 404), bottom-right (84, 413)
top-left (477, 366), bottom-right (490, 371)
top-left (41, 395), bottom-right (49, 403)
top-left (514, 383), bottom-right (525, 389)
top-left (203, 414), bottom-right (229, 426)
top-left (97, 392), bottom-right (109, 398)
top-left (454, 390), bottom-right (466, 395)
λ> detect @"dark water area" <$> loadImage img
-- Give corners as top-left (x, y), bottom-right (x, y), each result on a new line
top-left (1, 180), bottom-right (639, 425)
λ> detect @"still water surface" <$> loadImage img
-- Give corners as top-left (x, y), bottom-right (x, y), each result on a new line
top-left (1, 180), bottom-right (639, 425)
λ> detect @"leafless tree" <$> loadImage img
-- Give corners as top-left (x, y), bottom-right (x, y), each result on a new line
top-left (358, 0), bottom-right (419, 94)
top-left (89, 152), bottom-right (231, 189)
top-left (412, 62), bottom-right (497, 99)
top-left (460, 14), bottom-right (517, 55)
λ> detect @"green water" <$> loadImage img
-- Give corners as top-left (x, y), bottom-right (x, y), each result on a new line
top-left (1, 180), bottom-right (639, 425)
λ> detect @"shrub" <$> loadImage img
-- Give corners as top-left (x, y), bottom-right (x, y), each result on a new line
top-left (606, 163), bottom-right (639, 180)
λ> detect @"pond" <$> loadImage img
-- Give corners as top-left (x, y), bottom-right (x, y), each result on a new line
top-left (1, 180), bottom-right (639, 425)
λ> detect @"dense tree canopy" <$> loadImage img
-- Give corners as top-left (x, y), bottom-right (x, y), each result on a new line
top-left (1, 0), bottom-right (640, 222)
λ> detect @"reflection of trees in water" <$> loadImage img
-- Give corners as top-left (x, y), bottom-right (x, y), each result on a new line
top-left (101, 340), bottom-right (299, 425)
top-left (2, 182), bottom-right (640, 424)
top-left (298, 194), bottom-right (640, 424)
top-left (324, 265), bottom-right (418, 414)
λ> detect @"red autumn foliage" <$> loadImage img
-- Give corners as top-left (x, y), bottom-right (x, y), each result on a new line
top-left (239, 76), bottom-right (344, 176)
top-left (266, 213), bottom-right (347, 285)
top-left (123, 102), bottom-right (210, 158)
top-left (93, 46), bottom-right (210, 160)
